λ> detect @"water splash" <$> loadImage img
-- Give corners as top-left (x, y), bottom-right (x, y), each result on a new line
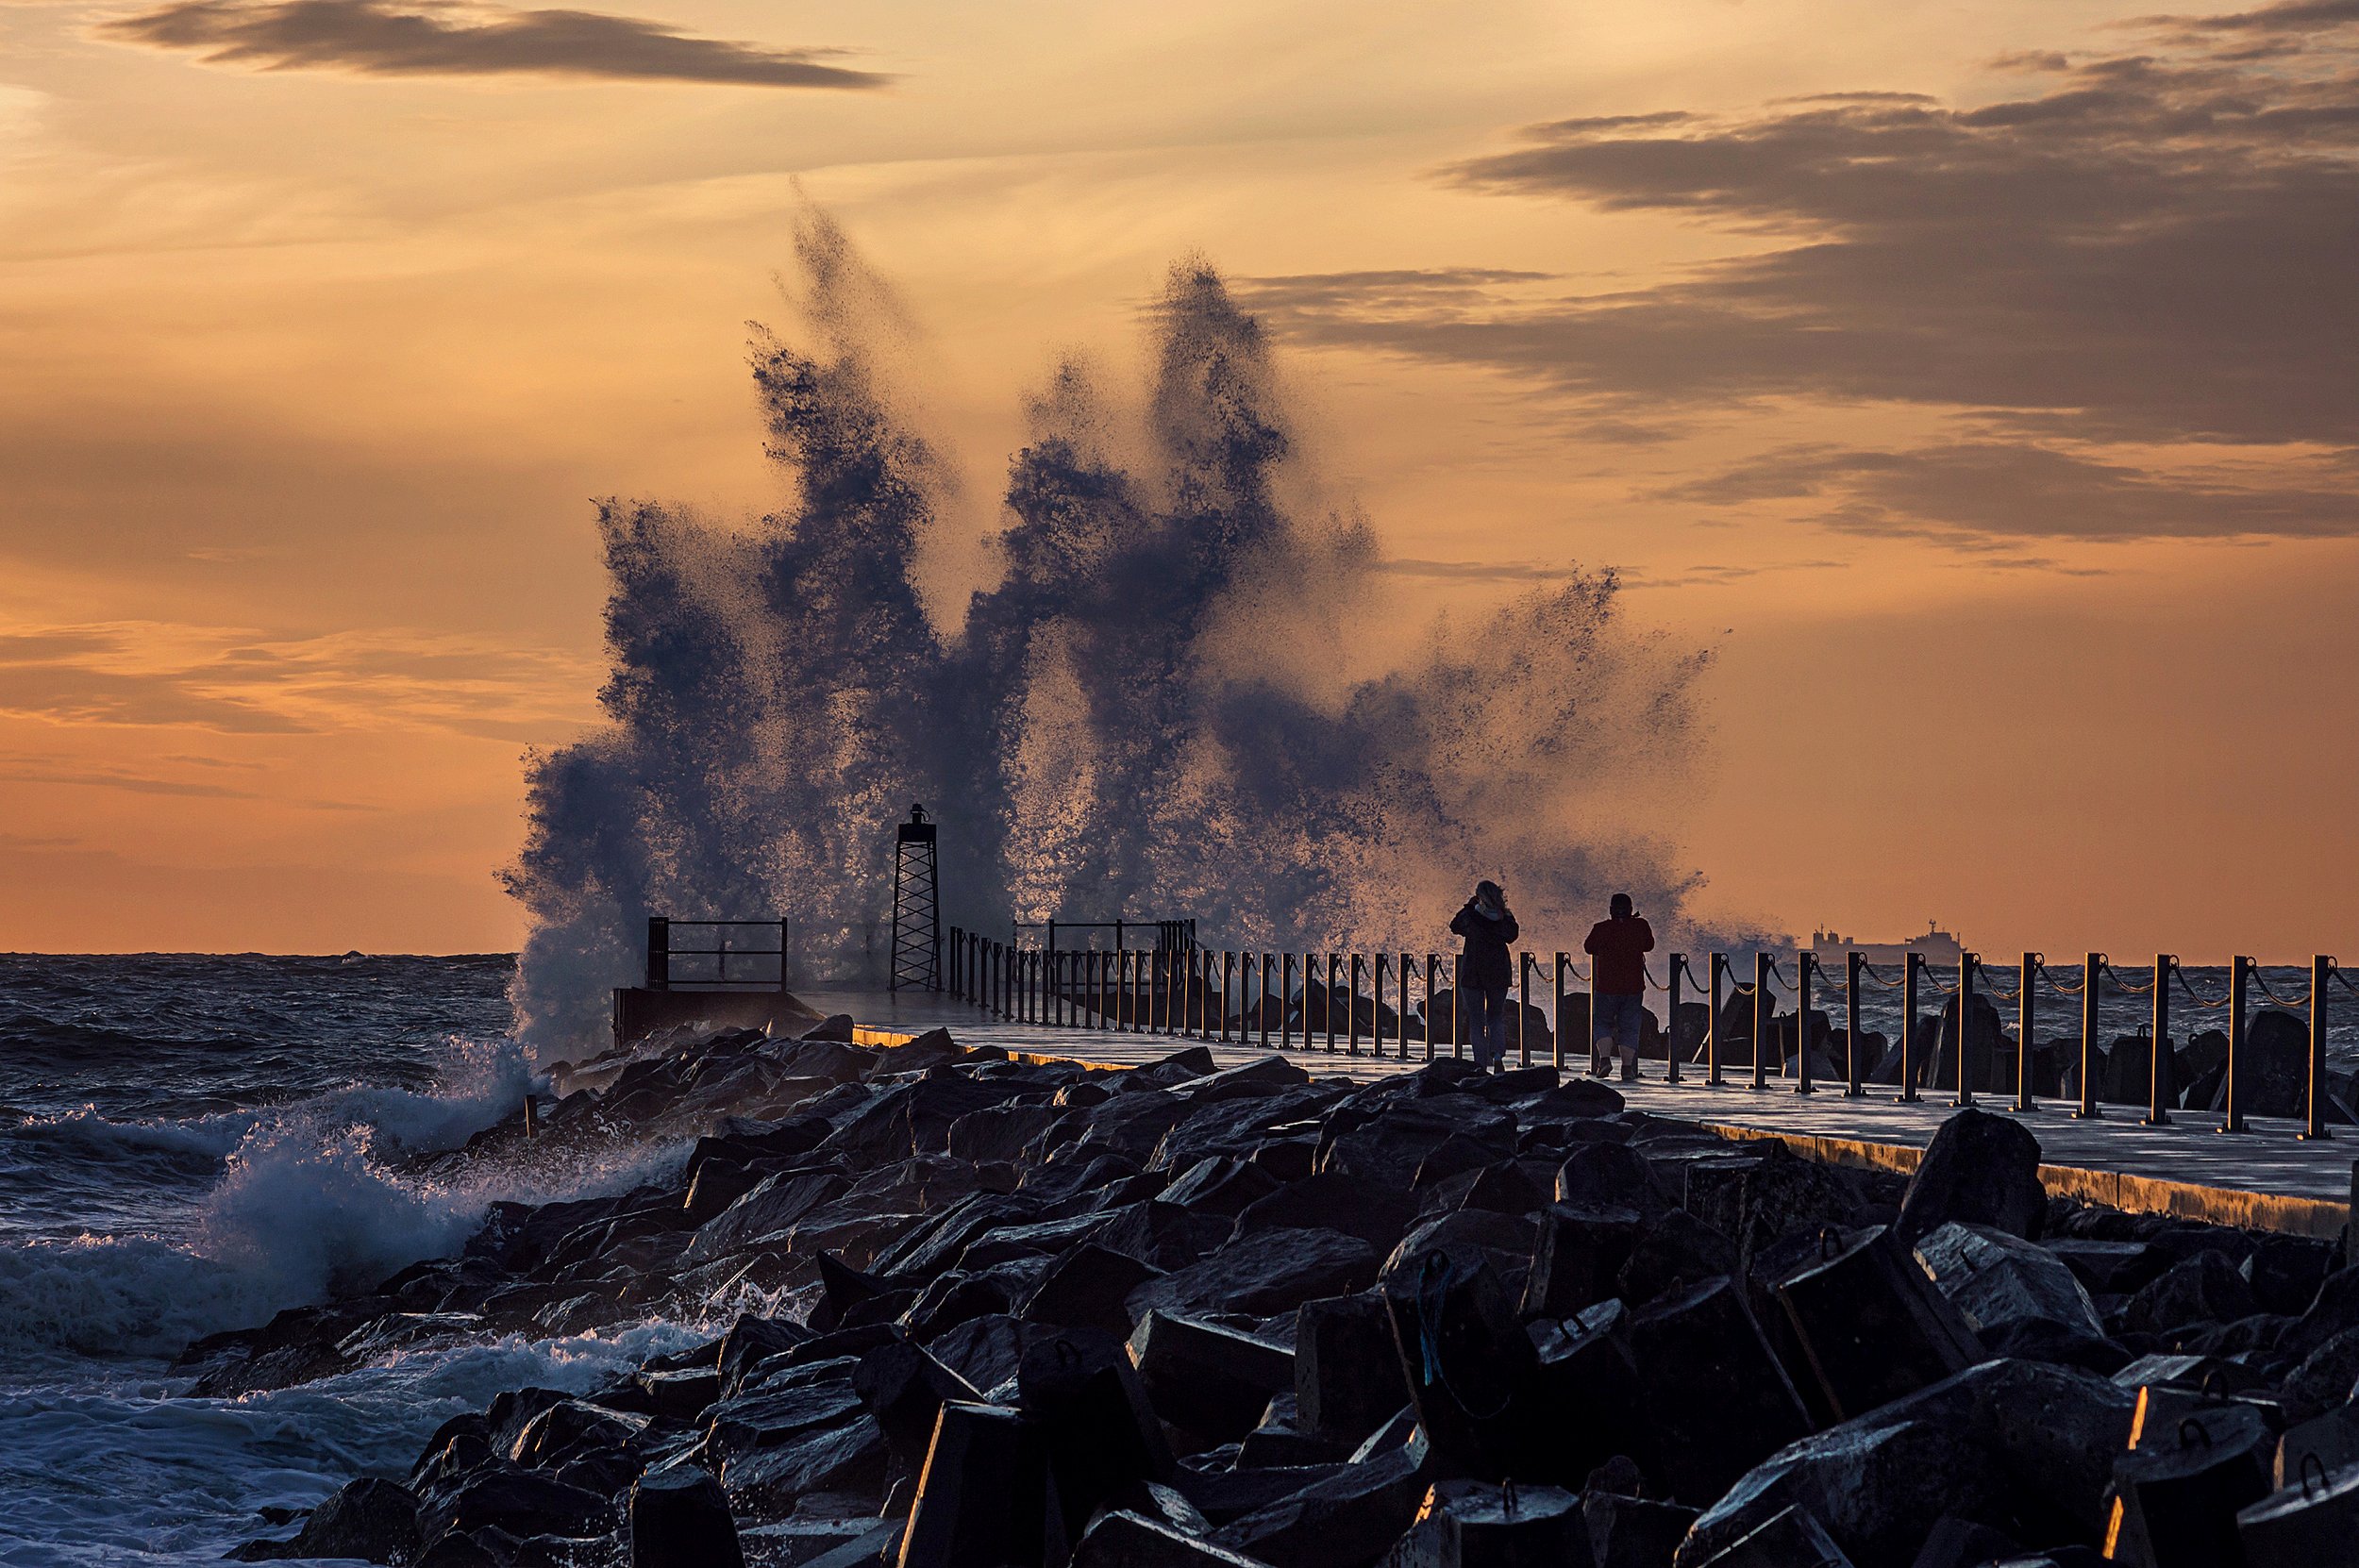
top-left (505, 213), bottom-right (1713, 1052)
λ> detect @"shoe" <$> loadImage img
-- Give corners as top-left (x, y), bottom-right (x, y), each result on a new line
top-left (1620, 1067), bottom-right (1639, 1084)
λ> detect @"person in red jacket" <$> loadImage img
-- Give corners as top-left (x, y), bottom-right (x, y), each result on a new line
top-left (1583, 892), bottom-right (1655, 1081)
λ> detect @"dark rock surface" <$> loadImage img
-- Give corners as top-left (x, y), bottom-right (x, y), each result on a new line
top-left (197, 1022), bottom-right (2341, 1568)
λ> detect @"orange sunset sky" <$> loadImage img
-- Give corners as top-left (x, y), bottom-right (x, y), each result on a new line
top-left (2, 0), bottom-right (2354, 959)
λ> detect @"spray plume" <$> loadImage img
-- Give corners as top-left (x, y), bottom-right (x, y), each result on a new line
top-left (504, 214), bottom-right (1712, 1051)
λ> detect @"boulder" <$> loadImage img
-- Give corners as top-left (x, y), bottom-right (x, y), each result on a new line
top-left (1019, 1328), bottom-right (1175, 1540)
top-left (1162, 1157), bottom-right (1283, 1219)
top-left (1556, 1144), bottom-right (1669, 1216)
top-left (1675, 1359), bottom-right (2134, 1568)
top-left (1024, 1244), bottom-right (1167, 1339)
top-left (851, 1338), bottom-right (985, 1469)
top-left (896, 1402), bottom-right (1053, 1568)
top-left (1296, 1293), bottom-right (1406, 1448)
top-left (1522, 1206), bottom-right (1645, 1321)
top-left (628, 1465), bottom-right (745, 1568)
top-left (1682, 1144), bottom-right (1866, 1266)
top-left (259, 1476), bottom-right (423, 1565)
top-left (1070, 1510), bottom-right (1278, 1567)
top-left (2123, 1250), bottom-right (2260, 1338)
top-left (1378, 1242), bottom-right (1536, 1481)
top-left (1615, 1210), bottom-right (1739, 1308)
top-left (1775, 1226), bottom-right (1981, 1422)
top-left (1235, 1174), bottom-right (1417, 1255)
top-left (1893, 1109), bottom-right (2044, 1248)
top-left (1129, 1312), bottom-right (1296, 1446)
top-left (416, 1468), bottom-right (613, 1546)
top-left (2045, 1239), bottom-right (2167, 1297)
top-left (2279, 1326), bottom-right (2359, 1423)
top-left (2281, 1266), bottom-right (2359, 1362)
top-left (718, 1414), bottom-right (889, 1512)
top-left (1626, 1277), bottom-right (1811, 1508)
top-left (1387, 1477), bottom-right (1594, 1568)
top-left (1685, 1504), bottom-right (1854, 1567)
top-left (1213, 1426), bottom-right (1438, 1568)
top-left (1912, 1223), bottom-right (2106, 1343)
top-left (1128, 1228), bottom-right (1381, 1326)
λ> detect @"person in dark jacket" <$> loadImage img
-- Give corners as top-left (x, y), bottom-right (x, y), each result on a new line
top-left (1583, 892), bottom-right (1656, 1081)
top-left (1449, 879), bottom-right (1519, 1071)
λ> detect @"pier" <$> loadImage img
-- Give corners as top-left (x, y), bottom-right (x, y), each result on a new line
top-left (807, 964), bottom-right (2359, 1240)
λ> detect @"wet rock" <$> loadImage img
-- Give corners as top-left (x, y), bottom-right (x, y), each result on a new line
top-left (2272, 1404), bottom-right (2359, 1489)
top-left (628, 1464), bottom-right (745, 1568)
top-left (1163, 1156), bottom-right (1283, 1219)
top-left (1024, 1243), bottom-right (1168, 1338)
top-left (1317, 1099), bottom-right (1517, 1192)
top-left (718, 1413), bottom-right (889, 1514)
top-left (1556, 1144), bottom-right (1668, 1216)
top-left (2045, 1239), bottom-right (2167, 1297)
top-left (416, 1468), bottom-right (613, 1546)
top-left (245, 1476), bottom-right (422, 1564)
top-left (896, 1401), bottom-right (1053, 1568)
top-left (1070, 1510), bottom-right (1279, 1567)
top-left (1522, 1205), bottom-right (1645, 1321)
top-left (2281, 1265), bottom-right (2359, 1361)
top-left (1913, 1223), bottom-right (2106, 1343)
top-left (1677, 1359), bottom-right (2134, 1568)
top-left (2108, 1400), bottom-right (2272, 1568)
top-left (2235, 1462), bottom-right (2359, 1566)
top-left (852, 1338), bottom-right (986, 1469)
top-left (1213, 1426), bottom-right (1438, 1568)
top-left (2279, 1326), bottom-right (2359, 1423)
top-left (1385, 1477), bottom-right (1594, 1568)
top-left (1626, 1276), bottom-right (1810, 1509)
top-left (1685, 1504), bottom-right (1855, 1567)
top-left (1893, 1109), bottom-right (2045, 1248)
top-left (1018, 1328), bottom-right (1175, 1542)
top-left (686, 1172), bottom-right (850, 1266)
top-left (1385, 1212), bottom-right (1540, 1296)
top-left (1295, 1293), bottom-right (1404, 1448)
top-left (946, 1103), bottom-right (1063, 1164)
top-left (1581, 1491), bottom-right (1696, 1568)
top-left (2244, 1234), bottom-right (2336, 1317)
top-left (1420, 1160), bottom-right (1548, 1221)
top-left (925, 1313), bottom-right (1042, 1397)
top-left (1126, 1228), bottom-right (1381, 1325)
top-left (1379, 1243), bottom-right (1535, 1481)
top-left (2124, 1250), bottom-right (2260, 1338)
top-left (1776, 1226), bottom-right (1981, 1422)
top-left (1907, 1515), bottom-right (2021, 1568)
top-left (1129, 1311), bottom-right (1296, 1446)
top-left (1235, 1174), bottom-right (1417, 1255)
top-left (1094, 1201), bottom-right (1237, 1274)
top-left (1520, 1302), bottom-right (1654, 1490)
top-left (1683, 1144), bottom-right (1866, 1265)
top-left (1614, 1210), bottom-right (1739, 1308)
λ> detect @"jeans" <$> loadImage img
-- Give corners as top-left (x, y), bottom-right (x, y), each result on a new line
top-left (1468, 986), bottom-right (1509, 1067)
top-left (1593, 992), bottom-right (1645, 1074)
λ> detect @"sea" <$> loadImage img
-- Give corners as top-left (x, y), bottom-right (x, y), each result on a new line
top-left (2, 951), bottom-right (2352, 1564)
top-left (0, 954), bottom-right (700, 1567)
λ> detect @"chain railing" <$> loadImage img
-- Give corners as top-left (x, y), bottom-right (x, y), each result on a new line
top-left (941, 927), bottom-right (2349, 1141)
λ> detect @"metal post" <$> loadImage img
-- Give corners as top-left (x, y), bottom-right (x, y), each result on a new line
top-left (645, 916), bottom-right (670, 990)
top-left (1349, 954), bottom-right (1364, 1056)
top-left (2015, 952), bottom-right (2038, 1113)
top-left (1845, 950), bottom-right (1865, 1097)
top-left (2075, 953), bottom-right (2103, 1119)
top-left (1387, 947), bottom-right (1406, 1056)
top-left (1426, 953), bottom-right (1440, 1062)
top-left (1222, 950), bottom-right (1235, 1043)
top-left (1517, 951), bottom-right (1533, 1070)
top-left (1280, 954), bottom-right (1294, 1051)
top-left (2304, 957), bottom-right (2334, 1141)
top-left (2222, 956), bottom-right (2251, 1133)
top-left (1372, 954), bottom-right (1385, 1055)
top-left (1795, 954), bottom-right (1815, 1094)
top-left (1751, 952), bottom-right (1771, 1090)
top-left (1555, 952), bottom-right (1570, 1074)
top-left (1707, 953), bottom-right (1726, 1087)
top-left (1260, 953), bottom-right (1274, 1050)
top-left (2148, 955), bottom-right (2172, 1126)
top-left (1589, 952), bottom-right (1604, 1078)
top-left (1452, 954), bottom-right (1464, 1060)
top-left (1954, 954), bottom-right (1977, 1107)
top-left (1668, 953), bottom-right (1686, 1085)
top-left (1330, 947), bottom-right (1349, 1046)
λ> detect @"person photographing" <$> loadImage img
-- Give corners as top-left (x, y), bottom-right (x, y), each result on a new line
top-left (1449, 879), bottom-right (1519, 1071)
top-left (1583, 892), bottom-right (1655, 1081)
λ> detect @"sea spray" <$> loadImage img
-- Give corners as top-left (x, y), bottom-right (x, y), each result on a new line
top-left (505, 212), bottom-right (1713, 1053)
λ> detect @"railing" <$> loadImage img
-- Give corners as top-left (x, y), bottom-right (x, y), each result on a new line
top-left (644, 916), bottom-right (791, 991)
top-left (944, 927), bottom-right (2351, 1142)
top-left (1008, 918), bottom-right (1196, 953)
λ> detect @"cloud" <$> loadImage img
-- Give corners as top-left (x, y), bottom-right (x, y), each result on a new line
top-left (1664, 442), bottom-right (2359, 542)
top-left (0, 620), bottom-right (597, 739)
top-left (97, 0), bottom-right (890, 89)
top-left (1240, 4), bottom-right (2359, 549)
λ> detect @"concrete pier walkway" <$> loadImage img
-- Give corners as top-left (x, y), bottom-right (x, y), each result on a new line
top-left (805, 990), bottom-right (2356, 1238)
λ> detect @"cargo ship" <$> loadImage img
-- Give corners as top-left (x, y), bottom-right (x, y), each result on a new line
top-left (1809, 920), bottom-right (1964, 965)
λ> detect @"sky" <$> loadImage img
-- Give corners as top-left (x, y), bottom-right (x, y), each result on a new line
top-left (1, 0), bottom-right (2354, 959)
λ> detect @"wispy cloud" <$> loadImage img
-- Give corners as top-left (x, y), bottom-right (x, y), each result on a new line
top-left (0, 621), bottom-right (598, 740)
top-left (98, 0), bottom-right (891, 89)
top-left (1246, 7), bottom-right (2359, 551)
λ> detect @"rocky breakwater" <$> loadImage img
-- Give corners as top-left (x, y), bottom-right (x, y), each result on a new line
top-left (200, 1020), bottom-right (2359, 1567)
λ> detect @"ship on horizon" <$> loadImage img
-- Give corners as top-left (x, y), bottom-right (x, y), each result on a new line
top-left (1809, 920), bottom-right (1964, 965)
